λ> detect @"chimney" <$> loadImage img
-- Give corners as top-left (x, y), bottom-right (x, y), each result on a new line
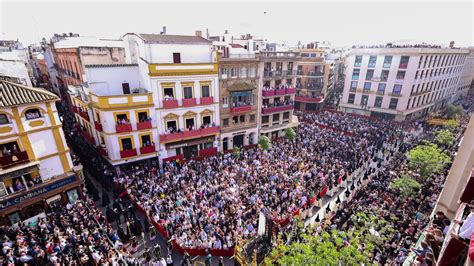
top-left (162, 26), bottom-right (167, 35)
top-left (449, 41), bottom-right (455, 48)
top-left (195, 30), bottom-right (202, 37)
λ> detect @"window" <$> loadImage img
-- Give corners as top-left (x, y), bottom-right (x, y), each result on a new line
top-left (203, 115), bottom-right (211, 126)
top-left (122, 83), bottom-right (130, 94)
top-left (360, 95), bottom-right (368, 106)
top-left (166, 120), bottom-right (177, 131)
top-left (223, 118), bottom-right (229, 127)
top-left (363, 82), bottom-right (371, 91)
top-left (399, 56), bottom-right (409, 69)
top-left (383, 56), bottom-right (392, 68)
top-left (354, 55), bottom-right (362, 67)
top-left (221, 68), bottom-right (228, 78)
top-left (380, 70), bottom-right (389, 81)
top-left (395, 71), bottom-right (405, 81)
top-left (377, 83), bottom-right (386, 95)
top-left (137, 111), bottom-right (149, 122)
top-left (272, 113), bottom-right (280, 124)
top-left (348, 94), bottom-right (355, 104)
top-left (249, 114), bottom-right (256, 122)
top-left (240, 67), bottom-right (247, 78)
top-left (392, 84), bottom-right (402, 96)
top-left (231, 68), bottom-right (237, 78)
top-left (141, 135), bottom-right (152, 147)
top-left (352, 69), bottom-right (360, 80)
top-left (262, 115), bottom-right (269, 124)
top-left (407, 98), bottom-right (411, 109)
top-left (163, 88), bottom-right (174, 99)
top-left (365, 69), bottom-right (374, 80)
top-left (0, 114), bottom-right (9, 125)
top-left (121, 138), bottom-right (133, 151)
top-left (25, 109), bottom-right (41, 120)
top-left (368, 56), bottom-right (377, 68)
top-left (374, 97), bottom-right (383, 108)
top-left (201, 85), bottom-right (210, 98)
top-left (250, 67), bottom-right (255, 78)
top-left (185, 118), bottom-right (195, 129)
top-left (389, 98), bottom-right (398, 109)
top-left (283, 112), bottom-right (290, 120)
top-left (239, 115), bottom-right (245, 123)
top-left (222, 97), bottom-right (228, 108)
top-left (183, 87), bottom-right (193, 99)
top-left (173, 53), bottom-right (181, 63)
top-left (350, 81), bottom-right (357, 91)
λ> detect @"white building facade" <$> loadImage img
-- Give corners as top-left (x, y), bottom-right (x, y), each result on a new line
top-left (339, 47), bottom-right (469, 121)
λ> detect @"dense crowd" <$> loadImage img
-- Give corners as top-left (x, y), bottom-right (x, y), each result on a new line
top-left (0, 199), bottom-right (125, 265)
top-left (115, 110), bottom-right (404, 250)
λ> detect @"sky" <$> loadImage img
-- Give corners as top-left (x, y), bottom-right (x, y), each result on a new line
top-left (0, 0), bottom-right (472, 47)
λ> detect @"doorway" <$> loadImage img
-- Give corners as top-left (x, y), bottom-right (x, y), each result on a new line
top-left (183, 145), bottom-right (198, 159)
top-left (233, 134), bottom-right (244, 148)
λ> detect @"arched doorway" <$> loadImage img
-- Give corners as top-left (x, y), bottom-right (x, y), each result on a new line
top-left (222, 137), bottom-right (229, 151)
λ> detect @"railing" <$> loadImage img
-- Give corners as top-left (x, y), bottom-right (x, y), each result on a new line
top-left (262, 104), bottom-right (294, 114)
top-left (399, 63), bottom-right (408, 69)
top-left (307, 71), bottom-right (323, 77)
top-left (230, 105), bottom-right (252, 113)
top-left (120, 149), bottom-right (137, 159)
top-left (136, 121), bottom-right (152, 130)
top-left (162, 99), bottom-right (179, 109)
top-left (354, 62), bottom-right (362, 67)
top-left (262, 87), bottom-right (296, 97)
top-left (94, 121), bottom-right (103, 132)
top-left (0, 151), bottom-right (30, 169)
top-left (262, 90), bottom-right (275, 97)
top-left (286, 87), bottom-right (296, 94)
top-left (140, 145), bottom-right (155, 155)
top-left (376, 91), bottom-right (385, 96)
top-left (115, 124), bottom-right (132, 133)
top-left (389, 92), bottom-right (402, 97)
top-left (200, 97), bottom-right (214, 105)
top-left (98, 146), bottom-right (108, 156)
top-left (295, 96), bottom-right (324, 103)
top-left (159, 126), bottom-right (220, 143)
top-left (182, 98), bottom-right (197, 107)
top-left (275, 89), bottom-right (286, 96)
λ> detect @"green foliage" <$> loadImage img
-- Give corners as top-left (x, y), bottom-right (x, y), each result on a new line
top-left (232, 146), bottom-right (241, 159)
top-left (390, 175), bottom-right (421, 199)
top-left (258, 135), bottom-right (272, 150)
top-left (436, 129), bottom-right (455, 147)
top-left (270, 211), bottom-right (393, 265)
top-left (407, 143), bottom-right (451, 178)
top-left (444, 119), bottom-right (460, 131)
top-left (445, 104), bottom-right (464, 119)
top-left (284, 127), bottom-right (297, 141)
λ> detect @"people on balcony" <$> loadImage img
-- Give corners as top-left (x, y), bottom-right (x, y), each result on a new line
top-left (231, 101), bottom-right (251, 107)
top-left (262, 84), bottom-right (294, 92)
top-left (163, 94), bottom-right (175, 101)
top-left (262, 99), bottom-right (294, 109)
top-left (116, 118), bottom-right (130, 126)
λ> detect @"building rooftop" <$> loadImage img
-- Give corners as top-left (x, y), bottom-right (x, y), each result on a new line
top-left (54, 37), bottom-right (125, 49)
top-left (134, 33), bottom-right (211, 45)
top-left (85, 63), bottom-right (138, 68)
top-left (0, 80), bottom-right (58, 107)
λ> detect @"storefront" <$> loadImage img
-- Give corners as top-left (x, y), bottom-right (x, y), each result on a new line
top-left (166, 136), bottom-right (216, 159)
top-left (0, 173), bottom-right (82, 225)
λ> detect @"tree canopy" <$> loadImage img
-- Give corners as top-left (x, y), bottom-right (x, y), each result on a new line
top-left (284, 127), bottom-right (297, 141)
top-left (407, 143), bottom-right (451, 178)
top-left (445, 104), bottom-right (464, 119)
top-left (435, 129), bottom-right (456, 147)
top-left (390, 175), bottom-right (421, 199)
top-left (258, 135), bottom-right (272, 150)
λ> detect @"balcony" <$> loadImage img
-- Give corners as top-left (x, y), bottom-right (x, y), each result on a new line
top-left (295, 96), bottom-right (324, 103)
top-left (230, 105), bottom-right (252, 113)
top-left (80, 130), bottom-right (95, 145)
top-left (262, 104), bottom-right (294, 114)
top-left (399, 63), bottom-right (408, 69)
top-left (94, 121), bottom-right (103, 132)
top-left (120, 149), bottom-right (137, 159)
top-left (140, 145), bottom-right (156, 155)
top-left (275, 89), bottom-right (286, 96)
top-left (0, 151), bottom-right (30, 169)
top-left (72, 106), bottom-right (78, 113)
top-left (163, 99), bottom-right (179, 109)
top-left (182, 98), bottom-right (197, 107)
top-left (116, 123), bottom-right (132, 133)
top-left (307, 71), bottom-right (324, 77)
top-left (159, 126), bottom-right (220, 143)
top-left (389, 92), bottom-right (402, 97)
top-left (286, 87), bottom-right (296, 94)
top-left (200, 97), bottom-right (214, 105)
top-left (79, 111), bottom-right (89, 122)
top-left (262, 90), bottom-right (275, 97)
top-left (137, 121), bottom-right (152, 130)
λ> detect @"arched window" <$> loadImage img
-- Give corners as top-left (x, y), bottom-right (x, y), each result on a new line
top-left (24, 109), bottom-right (41, 120)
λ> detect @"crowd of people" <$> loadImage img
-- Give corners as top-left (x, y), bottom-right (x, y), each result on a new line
top-left (113, 109), bottom-right (405, 251)
top-left (1, 199), bottom-right (125, 265)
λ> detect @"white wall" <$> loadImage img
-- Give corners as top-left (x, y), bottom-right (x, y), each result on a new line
top-left (146, 43), bottom-right (212, 63)
top-left (0, 60), bottom-right (32, 86)
top-left (85, 65), bottom-right (142, 95)
top-left (38, 156), bottom-right (64, 180)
